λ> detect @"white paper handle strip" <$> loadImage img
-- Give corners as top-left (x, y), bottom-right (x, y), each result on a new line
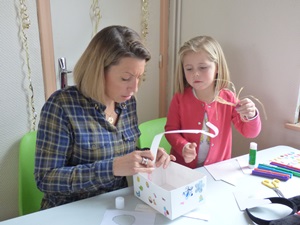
top-left (150, 122), bottom-right (219, 160)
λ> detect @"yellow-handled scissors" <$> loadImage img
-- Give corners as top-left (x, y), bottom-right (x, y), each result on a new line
top-left (262, 179), bottom-right (285, 198)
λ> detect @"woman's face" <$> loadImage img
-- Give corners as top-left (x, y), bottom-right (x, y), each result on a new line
top-left (182, 50), bottom-right (217, 92)
top-left (104, 57), bottom-right (146, 103)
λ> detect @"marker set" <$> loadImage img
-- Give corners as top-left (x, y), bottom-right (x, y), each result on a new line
top-left (251, 162), bottom-right (300, 181)
top-left (270, 161), bottom-right (300, 173)
top-left (251, 151), bottom-right (300, 181)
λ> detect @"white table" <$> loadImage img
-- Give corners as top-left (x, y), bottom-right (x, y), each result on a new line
top-left (1, 145), bottom-right (300, 225)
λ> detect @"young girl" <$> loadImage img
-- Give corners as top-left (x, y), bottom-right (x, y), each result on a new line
top-left (165, 36), bottom-right (261, 168)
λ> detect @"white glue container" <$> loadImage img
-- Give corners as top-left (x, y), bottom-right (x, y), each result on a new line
top-left (115, 196), bottom-right (125, 209)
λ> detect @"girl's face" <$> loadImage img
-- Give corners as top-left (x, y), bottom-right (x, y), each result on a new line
top-left (105, 57), bottom-right (146, 103)
top-left (182, 50), bottom-right (218, 92)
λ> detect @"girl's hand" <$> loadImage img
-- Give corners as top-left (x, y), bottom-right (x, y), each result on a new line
top-left (236, 98), bottom-right (257, 120)
top-left (182, 142), bottom-right (197, 163)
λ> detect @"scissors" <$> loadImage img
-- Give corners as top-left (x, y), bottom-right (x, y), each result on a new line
top-left (262, 179), bottom-right (285, 198)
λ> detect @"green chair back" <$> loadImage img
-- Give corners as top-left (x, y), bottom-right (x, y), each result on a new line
top-left (19, 131), bottom-right (43, 216)
top-left (138, 117), bottom-right (171, 154)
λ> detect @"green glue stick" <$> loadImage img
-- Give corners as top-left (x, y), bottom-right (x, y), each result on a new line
top-left (248, 142), bottom-right (257, 168)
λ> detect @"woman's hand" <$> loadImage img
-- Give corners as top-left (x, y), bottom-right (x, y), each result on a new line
top-left (235, 98), bottom-right (257, 120)
top-left (155, 147), bottom-right (176, 169)
top-left (113, 148), bottom-right (175, 176)
top-left (182, 142), bottom-right (197, 163)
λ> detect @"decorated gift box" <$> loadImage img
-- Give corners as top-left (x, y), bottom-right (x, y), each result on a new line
top-left (133, 161), bottom-right (206, 220)
top-left (133, 123), bottom-right (219, 220)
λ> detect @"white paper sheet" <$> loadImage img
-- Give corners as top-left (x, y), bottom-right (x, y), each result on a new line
top-left (236, 156), bottom-right (253, 175)
top-left (135, 204), bottom-right (157, 213)
top-left (204, 159), bottom-right (244, 186)
top-left (183, 208), bottom-right (210, 221)
top-left (233, 191), bottom-right (271, 210)
top-left (100, 209), bottom-right (156, 225)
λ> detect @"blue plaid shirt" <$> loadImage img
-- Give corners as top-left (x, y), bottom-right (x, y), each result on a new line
top-left (35, 86), bottom-right (140, 209)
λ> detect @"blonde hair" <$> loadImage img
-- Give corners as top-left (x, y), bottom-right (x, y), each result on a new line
top-left (175, 36), bottom-right (230, 94)
top-left (73, 25), bottom-right (151, 103)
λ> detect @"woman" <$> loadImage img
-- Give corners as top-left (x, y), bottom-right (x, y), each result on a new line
top-left (35, 25), bottom-right (175, 209)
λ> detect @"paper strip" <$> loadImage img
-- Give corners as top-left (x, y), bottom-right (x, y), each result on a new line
top-left (150, 122), bottom-right (219, 160)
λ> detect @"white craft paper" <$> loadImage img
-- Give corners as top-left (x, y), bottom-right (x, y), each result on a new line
top-left (204, 158), bottom-right (244, 186)
top-left (183, 207), bottom-right (210, 221)
top-left (100, 209), bottom-right (156, 225)
top-left (150, 122), bottom-right (219, 160)
top-left (135, 204), bottom-right (157, 213)
top-left (233, 191), bottom-right (271, 211)
top-left (236, 156), bottom-right (253, 174)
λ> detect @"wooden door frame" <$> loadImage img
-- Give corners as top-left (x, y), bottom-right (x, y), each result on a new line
top-left (36, 0), bottom-right (57, 100)
top-left (159, 0), bottom-right (169, 117)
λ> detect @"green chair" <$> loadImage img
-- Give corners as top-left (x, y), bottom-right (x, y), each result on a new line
top-left (137, 117), bottom-right (171, 154)
top-left (19, 131), bottom-right (43, 216)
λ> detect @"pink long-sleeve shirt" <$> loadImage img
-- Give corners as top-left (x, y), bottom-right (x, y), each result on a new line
top-left (165, 87), bottom-right (261, 169)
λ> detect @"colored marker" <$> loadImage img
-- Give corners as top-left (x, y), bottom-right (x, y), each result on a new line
top-left (260, 163), bottom-right (300, 178)
top-left (251, 170), bottom-right (289, 181)
top-left (251, 168), bottom-right (290, 181)
top-left (251, 170), bottom-right (290, 181)
top-left (270, 161), bottom-right (300, 173)
top-left (258, 164), bottom-right (293, 178)
top-left (253, 168), bottom-right (291, 178)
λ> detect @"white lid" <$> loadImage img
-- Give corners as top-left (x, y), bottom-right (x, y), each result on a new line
top-left (115, 196), bottom-right (125, 209)
top-left (250, 142), bottom-right (257, 150)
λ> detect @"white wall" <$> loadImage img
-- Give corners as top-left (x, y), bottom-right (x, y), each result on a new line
top-left (50, 0), bottom-right (160, 124)
top-left (0, 0), bottom-right (44, 220)
top-left (177, 0), bottom-right (300, 156)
